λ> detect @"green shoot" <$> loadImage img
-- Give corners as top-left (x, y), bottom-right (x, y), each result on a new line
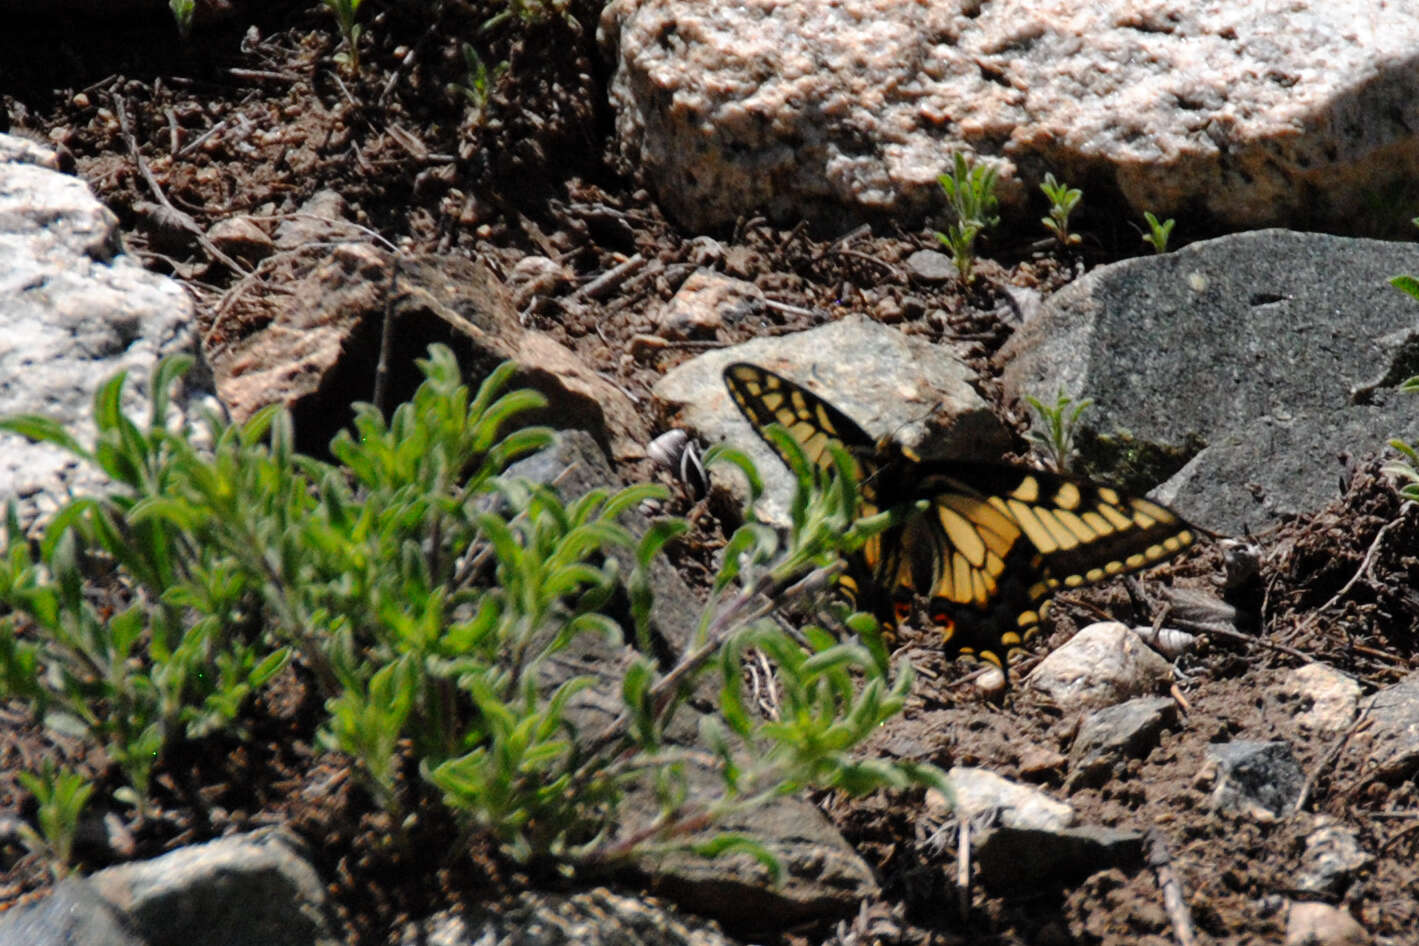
top-left (449, 43), bottom-right (507, 124)
top-left (1142, 211), bottom-right (1175, 254)
top-left (1026, 389), bottom-right (1093, 472)
top-left (935, 152), bottom-right (999, 284)
top-left (482, 0), bottom-right (577, 33)
top-left (17, 762), bottom-right (94, 879)
top-left (1040, 173), bottom-right (1083, 247)
top-left (169, 0), bottom-right (195, 39)
top-left (322, 0), bottom-right (366, 75)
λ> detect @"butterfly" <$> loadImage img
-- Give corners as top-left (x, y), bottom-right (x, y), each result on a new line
top-left (722, 362), bottom-right (1197, 675)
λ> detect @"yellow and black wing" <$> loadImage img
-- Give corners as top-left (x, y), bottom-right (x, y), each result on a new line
top-left (722, 361), bottom-right (879, 480)
top-left (721, 362), bottom-right (1197, 673)
top-left (898, 462), bottom-right (1195, 670)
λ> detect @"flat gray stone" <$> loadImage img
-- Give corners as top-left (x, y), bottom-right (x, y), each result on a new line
top-left (974, 825), bottom-right (1145, 893)
top-left (655, 314), bottom-right (1009, 525)
top-left (0, 877), bottom-right (143, 946)
top-left (1001, 229), bottom-right (1419, 535)
top-left (87, 828), bottom-right (339, 946)
top-left (1207, 740), bottom-right (1304, 821)
top-left (1341, 672), bottom-right (1419, 786)
top-left (1067, 696), bottom-right (1177, 789)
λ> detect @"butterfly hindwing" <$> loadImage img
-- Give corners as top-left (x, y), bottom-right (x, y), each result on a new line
top-left (721, 362), bottom-right (1197, 674)
top-left (911, 463), bottom-right (1195, 668)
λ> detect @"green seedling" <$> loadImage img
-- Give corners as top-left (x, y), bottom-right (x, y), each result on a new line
top-left (17, 762), bottom-right (94, 879)
top-left (1026, 388), bottom-right (1094, 472)
top-left (935, 152), bottom-right (1000, 284)
top-left (1142, 211), bottom-right (1175, 254)
top-left (449, 43), bottom-right (507, 124)
top-left (169, 0), bottom-right (195, 38)
top-left (482, 0), bottom-right (577, 33)
top-left (1040, 173), bottom-right (1083, 246)
top-left (322, 0), bottom-right (366, 74)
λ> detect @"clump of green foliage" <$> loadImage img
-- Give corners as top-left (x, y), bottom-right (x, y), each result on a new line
top-left (0, 346), bottom-right (941, 876)
top-left (1026, 389), bottom-right (1093, 472)
top-left (936, 153), bottom-right (1000, 285)
top-left (1039, 173), bottom-right (1082, 247)
top-left (322, 0), bottom-right (366, 74)
top-left (1142, 211), bottom-right (1175, 254)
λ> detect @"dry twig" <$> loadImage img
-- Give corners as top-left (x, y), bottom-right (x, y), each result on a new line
top-left (1281, 504), bottom-right (1412, 645)
top-left (1145, 827), bottom-right (1198, 946)
top-left (113, 97), bottom-right (250, 276)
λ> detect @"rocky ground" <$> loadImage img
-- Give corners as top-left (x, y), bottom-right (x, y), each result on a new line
top-left (3, 3), bottom-right (1419, 945)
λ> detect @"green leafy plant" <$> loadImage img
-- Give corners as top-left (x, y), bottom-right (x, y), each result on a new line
top-left (935, 153), bottom-right (1000, 284)
top-left (168, 0), bottom-right (195, 38)
top-left (0, 345), bottom-right (945, 873)
top-left (0, 358), bottom-right (292, 810)
top-left (322, 0), bottom-right (366, 74)
top-left (1142, 211), bottom-right (1175, 254)
top-left (16, 762), bottom-right (94, 878)
top-left (1040, 173), bottom-right (1083, 247)
top-left (1026, 389), bottom-right (1094, 472)
top-left (449, 43), bottom-right (508, 124)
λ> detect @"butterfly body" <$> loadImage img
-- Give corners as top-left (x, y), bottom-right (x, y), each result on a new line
top-left (723, 362), bottom-right (1196, 673)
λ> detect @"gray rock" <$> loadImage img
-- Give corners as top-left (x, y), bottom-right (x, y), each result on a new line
top-left (86, 828), bottom-right (339, 946)
top-left (1001, 230), bottom-right (1419, 535)
top-left (1340, 672), bottom-right (1419, 786)
top-left (1294, 817), bottom-right (1373, 896)
top-left (639, 766), bottom-right (879, 929)
top-left (0, 133), bottom-right (215, 529)
top-left (1067, 696), bottom-right (1178, 789)
top-left (942, 768), bottom-right (1144, 891)
top-left (0, 876), bottom-right (143, 946)
top-left (600, 0), bottom-right (1419, 235)
top-left (1206, 740), bottom-right (1305, 821)
top-left (1026, 622), bottom-right (1174, 712)
top-left (904, 250), bottom-right (957, 284)
top-left (654, 314), bottom-right (1010, 525)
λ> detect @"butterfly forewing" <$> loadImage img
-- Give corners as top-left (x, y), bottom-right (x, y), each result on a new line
top-left (721, 362), bottom-right (1198, 674)
top-left (723, 362), bottom-right (876, 472)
